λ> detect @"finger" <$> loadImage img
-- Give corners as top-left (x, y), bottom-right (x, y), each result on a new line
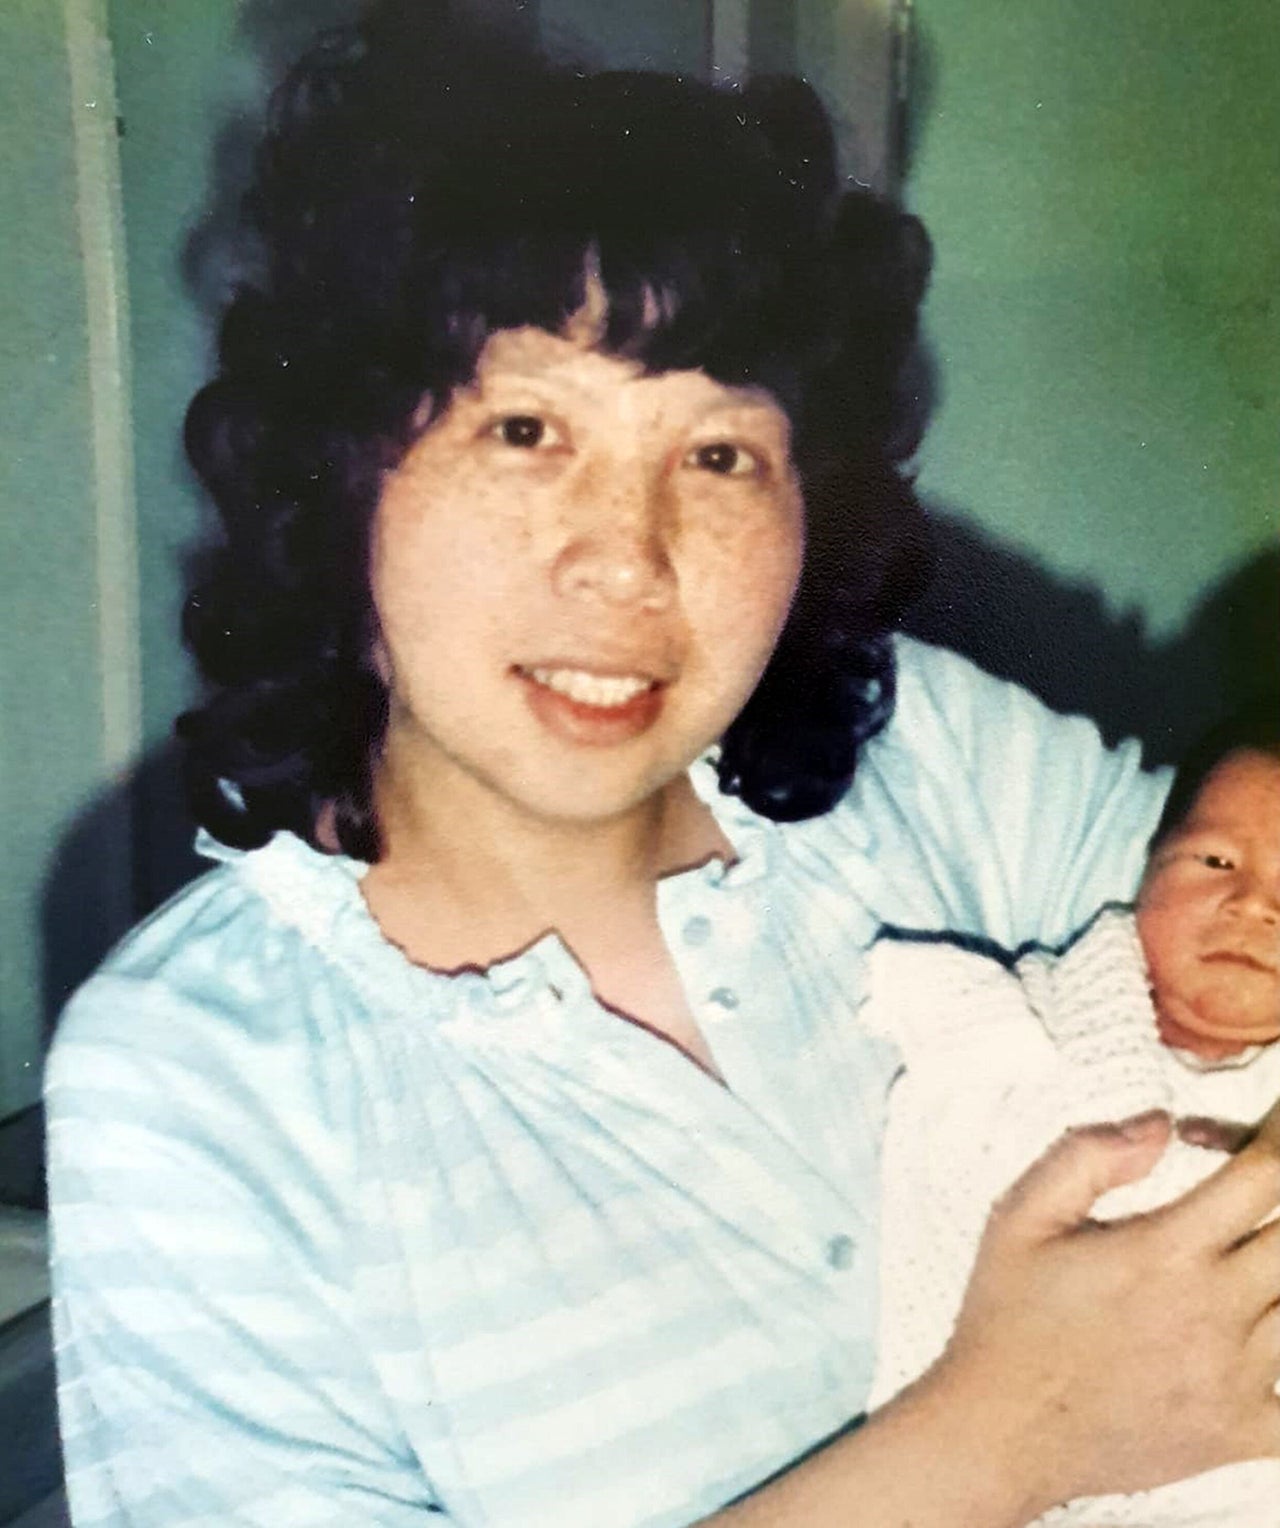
top-left (1177, 1115), bottom-right (1257, 1154)
top-left (1166, 1097), bottom-right (1280, 1247)
top-left (995, 1112), bottom-right (1171, 1240)
top-left (1256, 1096), bottom-right (1280, 1155)
top-left (1238, 1303), bottom-right (1280, 1436)
top-left (1227, 1217), bottom-right (1280, 1311)
top-left (1250, 1300), bottom-right (1280, 1376)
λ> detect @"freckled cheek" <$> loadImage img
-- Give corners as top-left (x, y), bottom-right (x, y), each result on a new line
top-left (678, 525), bottom-right (801, 700)
top-left (698, 495), bottom-right (802, 585)
top-left (738, 520), bottom-right (804, 629)
top-left (372, 489), bottom-right (534, 632)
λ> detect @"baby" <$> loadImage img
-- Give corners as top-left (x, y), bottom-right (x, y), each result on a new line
top-left (863, 705), bottom-right (1280, 1526)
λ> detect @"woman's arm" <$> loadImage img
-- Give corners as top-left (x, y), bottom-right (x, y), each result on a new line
top-left (876, 640), bottom-right (1171, 950)
top-left (704, 1106), bottom-right (1280, 1528)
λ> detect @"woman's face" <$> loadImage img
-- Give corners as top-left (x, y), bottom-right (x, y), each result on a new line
top-left (369, 325), bottom-right (804, 832)
top-left (1137, 749), bottom-right (1280, 1053)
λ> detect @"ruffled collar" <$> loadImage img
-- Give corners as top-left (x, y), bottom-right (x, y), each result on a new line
top-left (195, 756), bottom-right (778, 1011)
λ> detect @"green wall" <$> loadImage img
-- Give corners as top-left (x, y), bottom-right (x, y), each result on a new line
top-left (109, 4), bottom-right (245, 756)
top-left (107, 1), bottom-right (260, 907)
top-left (903, 1), bottom-right (1278, 648)
top-left (0, 3), bottom-right (110, 1118)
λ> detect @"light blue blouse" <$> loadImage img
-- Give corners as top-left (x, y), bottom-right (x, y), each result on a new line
top-left (45, 639), bottom-right (1168, 1528)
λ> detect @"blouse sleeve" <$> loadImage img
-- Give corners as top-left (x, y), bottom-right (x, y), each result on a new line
top-left (851, 638), bottom-right (1171, 952)
top-left (45, 973), bottom-right (447, 1528)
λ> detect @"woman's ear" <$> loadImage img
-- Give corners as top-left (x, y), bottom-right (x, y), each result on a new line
top-left (376, 393), bottom-right (437, 472)
top-left (369, 637), bottom-right (392, 686)
top-left (410, 393), bottom-right (435, 435)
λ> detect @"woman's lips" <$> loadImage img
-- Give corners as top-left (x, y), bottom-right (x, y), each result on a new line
top-left (514, 664), bottom-right (665, 746)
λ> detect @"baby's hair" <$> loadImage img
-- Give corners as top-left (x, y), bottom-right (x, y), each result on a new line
top-left (179, 0), bottom-right (935, 859)
top-left (1151, 697), bottom-right (1280, 848)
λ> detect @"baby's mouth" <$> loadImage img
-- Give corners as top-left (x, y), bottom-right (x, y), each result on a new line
top-left (1202, 951), bottom-right (1278, 976)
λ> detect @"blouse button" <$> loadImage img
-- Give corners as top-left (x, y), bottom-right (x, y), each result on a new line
top-left (825, 1233), bottom-right (856, 1271)
top-left (682, 915), bottom-right (712, 946)
top-left (706, 986), bottom-right (739, 1011)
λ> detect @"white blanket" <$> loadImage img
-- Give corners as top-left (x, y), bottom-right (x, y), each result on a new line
top-left (863, 907), bottom-right (1280, 1526)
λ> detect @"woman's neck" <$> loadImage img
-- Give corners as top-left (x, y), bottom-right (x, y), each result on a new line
top-left (362, 757), bottom-right (732, 975)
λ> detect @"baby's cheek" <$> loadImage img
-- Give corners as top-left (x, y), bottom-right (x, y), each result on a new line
top-left (1180, 966), bottom-right (1280, 1044)
top-left (1135, 896), bottom-right (1185, 990)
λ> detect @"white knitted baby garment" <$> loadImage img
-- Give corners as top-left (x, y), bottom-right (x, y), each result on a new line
top-left (863, 908), bottom-right (1280, 1527)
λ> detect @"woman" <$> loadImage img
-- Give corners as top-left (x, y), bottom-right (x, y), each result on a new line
top-left (46, 5), bottom-right (1280, 1525)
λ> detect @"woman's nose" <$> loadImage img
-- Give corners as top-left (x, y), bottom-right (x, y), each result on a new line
top-left (550, 490), bottom-right (675, 611)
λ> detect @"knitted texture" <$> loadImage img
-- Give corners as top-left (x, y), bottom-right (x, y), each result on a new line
top-left (863, 908), bottom-right (1280, 1526)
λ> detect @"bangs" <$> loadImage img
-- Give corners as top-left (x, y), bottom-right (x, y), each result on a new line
top-left (411, 214), bottom-right (824, 422)
top-left (372, 65), bottom-right (829, 414)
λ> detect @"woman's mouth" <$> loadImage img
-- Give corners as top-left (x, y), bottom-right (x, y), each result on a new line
top-left (514, 664), bottom-right (665, 745)
top-left (524, 665), bottom-right (656, 707)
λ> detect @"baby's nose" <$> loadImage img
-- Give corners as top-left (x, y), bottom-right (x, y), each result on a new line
top-left (1230, 878), bottom-right (1280, 925)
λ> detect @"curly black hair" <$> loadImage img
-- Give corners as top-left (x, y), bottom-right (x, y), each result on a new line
top-left (180, 0), bottom-right (934, 860)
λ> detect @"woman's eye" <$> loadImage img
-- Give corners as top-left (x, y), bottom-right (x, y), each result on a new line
top-left (687, 442), bottom-right (757, 477)
top-left (491, 415), bottom-right (558, 449)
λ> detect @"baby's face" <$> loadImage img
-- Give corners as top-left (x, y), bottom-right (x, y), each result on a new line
top-left (1137, 749), bottom-right (1280, 1057)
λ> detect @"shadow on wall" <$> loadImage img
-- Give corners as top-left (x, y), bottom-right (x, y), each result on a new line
top-left (40, 745), bottom-right (202, 1046)
top-left (181, 0), bottom-right (364, 321)
top-left (903, 518), bottom-right (1279, 765)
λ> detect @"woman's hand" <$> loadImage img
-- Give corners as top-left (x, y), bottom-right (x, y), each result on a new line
top-left (711, 1104), bottom-right (1279, 1528)
top-left (931, 1099), bottom-right (1280, 1515)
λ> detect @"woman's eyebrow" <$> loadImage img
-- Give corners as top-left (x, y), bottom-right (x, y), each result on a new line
top-left (683, 391), bottom-right (790, 429)
top-left (470, 368), bottom-right (610, 406)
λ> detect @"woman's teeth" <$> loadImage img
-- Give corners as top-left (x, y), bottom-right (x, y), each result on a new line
top-left (526, 667), bottom-right (653, 707)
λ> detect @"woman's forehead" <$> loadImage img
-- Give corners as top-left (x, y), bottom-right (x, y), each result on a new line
top-left (468, 323), bottom-right (787, 420)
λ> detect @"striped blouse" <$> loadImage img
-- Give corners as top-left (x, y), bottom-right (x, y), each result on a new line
top-left (46, 639), bottom-right (1167, 1527)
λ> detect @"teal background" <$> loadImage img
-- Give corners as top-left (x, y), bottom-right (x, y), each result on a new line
top-left (0, 1), bottom-right (104, 1124)
top-left (912, 0), bottom-right (1278, 630)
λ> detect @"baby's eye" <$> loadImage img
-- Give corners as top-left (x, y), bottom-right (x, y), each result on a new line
top-left (1199, 852), bottom-right (1236, 871)
top-left (490, 414), bottom-right (561, 449)
top-left (686, 441), bottom-right (758, 478)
